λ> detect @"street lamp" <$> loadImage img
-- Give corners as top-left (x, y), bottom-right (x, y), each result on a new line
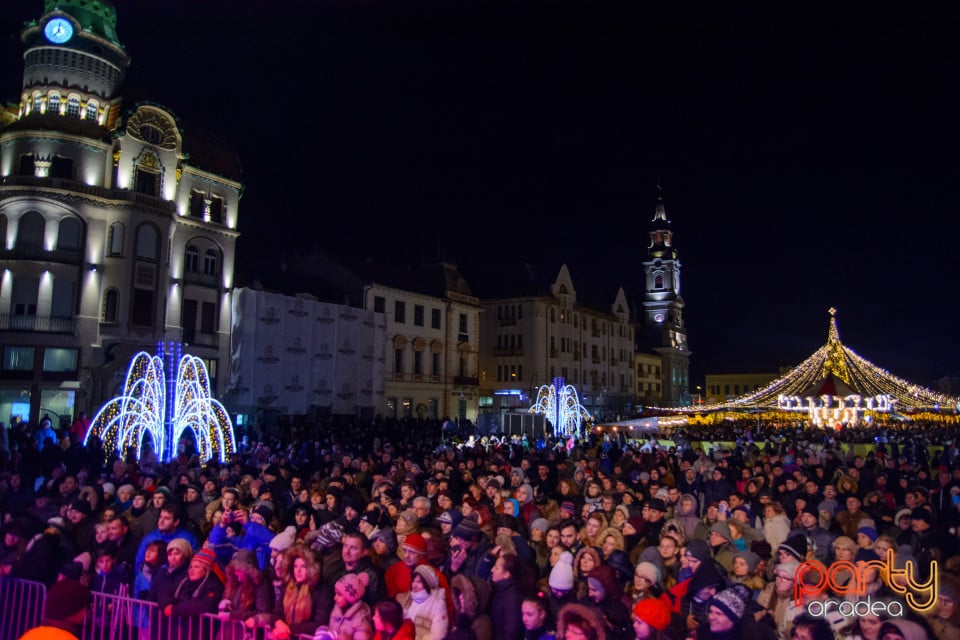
top-left (696, 385), bottom-right (702, 406)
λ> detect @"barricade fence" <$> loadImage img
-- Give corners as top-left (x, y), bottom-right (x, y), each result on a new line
top-left (1, 580), bottom-right (260, 640)
top-left (0, 577), bottom-right (46, 640)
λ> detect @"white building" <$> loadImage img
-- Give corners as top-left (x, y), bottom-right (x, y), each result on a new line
top-left (226, 288), bottom-right (385, 424)
top-left (479, 264), bottom-right (636, 421)
top-left (0, 1), bottom-right (239, 424)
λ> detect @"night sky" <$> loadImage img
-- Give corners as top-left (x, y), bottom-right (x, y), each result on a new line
top-left (1, 0), bottom-right (958, 387)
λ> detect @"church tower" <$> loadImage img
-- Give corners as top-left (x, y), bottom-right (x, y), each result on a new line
top-left (640, 186), bottom-right (690, 406)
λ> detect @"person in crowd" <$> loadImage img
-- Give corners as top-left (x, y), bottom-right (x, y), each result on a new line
top-left (269, 545), bottom-right (333, 639)
top-left (397, 564), bottom-right (449, 640)
top-left (373, 599), bottom-right (416, 640)
top-left (556, 602), bottom-right (606, 640)
top-left (452, 573), bottom-right (493, 640)
top-left (319, 571), bottom-right (374, 640)
top-left (631, 597), bottom-right (673, 640)
top-left (218, 548), bottom-right (274, 631)
top-left (18, 579), bottom-right (91, 640)
top-left (521, 592), bottom-right (555, 640)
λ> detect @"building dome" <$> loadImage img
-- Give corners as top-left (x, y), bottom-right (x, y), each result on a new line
top-left (43, 0), bottom-right (120, 45)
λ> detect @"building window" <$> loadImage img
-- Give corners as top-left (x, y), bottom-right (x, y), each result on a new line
top-left (497, 365), bottom-right (502, 382)
top-left (431, 308), bottom-right (441, 329)
top-left (394, 348), bottom-right (404, 373)
top-left (32, 94), bottom-right (42, 114)
top-left (86, 102), bottom-right (98, 122)
top-left (102, 289), bottom-right (119, 322)
top-left (414, 351), bottom-right (423, 375)
top-left (135, 225), bottom-right (158, 261)
top-left (432, 352), bottom-right (440, 376)
top-left (414, 305), bottom-right (424, 327)
top-left (185, 245), bottom-right (199, 272)
top-left (190, 192), bottom-right (205, 218)
top-left (19, 155), bottom-right (35, 176)
top-left (16, 211), bottom-right (45, 250)
top-left (459, 313), bottom-right (467, 333)
top-left (517, 365), bottom-right (523, 381)
top-left (373, 296), bottom-right (385, 314)
top-left (48, 94), bottom-right (61, 115)
top-left (208, 196), bottom-right (224, 223)
top-left (3, 347), bottom-right (35, 371)
top-left (66, 97), bottom-right (80, 118)
top-left (42, 348), bottom-right (78, 373)
top-left (134, 169), bottom-right (158, 196)
top-left (107, 222), bottom-right (124, 256)
top-left (395, 301), bottom-right (406, 324)
top-left (654, 273), bottom-right (664, 289)
top-left (203, 249), bottom-right (219, 276)
top-left (57, 218), bottom-right (81, 251)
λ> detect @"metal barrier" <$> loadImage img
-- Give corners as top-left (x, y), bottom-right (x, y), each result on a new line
top-left (0, 577), bottom-right (47, 640)
top-left (83, 592), bottom-right (252, 640)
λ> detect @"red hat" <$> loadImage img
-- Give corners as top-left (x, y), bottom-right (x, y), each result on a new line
top-left (192, 547), bottom-right (226, 584)
top-left (402, 533), bottom-right (427, 554)
top-left (632, 598), bottom-right (671, 631)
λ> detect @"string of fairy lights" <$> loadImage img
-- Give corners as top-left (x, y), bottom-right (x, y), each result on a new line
top-left (651, 310), bottom-right (960, 420)
top-left (84, 346), bottom-right (236, 463)
top-left (529, 377), bottom-right (592, 438)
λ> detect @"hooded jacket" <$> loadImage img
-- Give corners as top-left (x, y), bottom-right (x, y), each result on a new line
top-left (451, 574), bottom-right (492, 640)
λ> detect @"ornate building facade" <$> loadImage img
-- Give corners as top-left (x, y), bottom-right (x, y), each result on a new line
top-left (0, 1), bottom-right (240, 424)
top-left (479, 264), bottom-right (636, 421)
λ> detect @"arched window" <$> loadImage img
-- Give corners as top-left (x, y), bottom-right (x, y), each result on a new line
top-left (85, 101), bottom-right (98, 122)
top-left (102, 288), bottom-right (119, 323)
top-left (32, 94), bottom-right (42, 114)
top-left (57, 217), bottom-right (81, 251)
top-left (16, 211), bottom-right (45, 249)
top-left (107, 222), bottom-right (124, 256)
top-left (48, 94), bottom-right (61, 115)
top-left (203, 248), bottom-right (219, 276)
top-left (135, 224), bottom-right (158, 261)
top-left (185, 245), bottom-right (199, 272)
top-left (66, 97), bottom-right (81, 118)
top-left (654, 273), bottom-right (664, 289)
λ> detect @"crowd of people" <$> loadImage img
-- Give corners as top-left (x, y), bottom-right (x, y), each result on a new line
top-left (2, 415), bottom-right (960, 640)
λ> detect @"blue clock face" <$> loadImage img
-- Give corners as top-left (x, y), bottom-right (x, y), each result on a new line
top-left (44, 18), bottom-right (74, 44)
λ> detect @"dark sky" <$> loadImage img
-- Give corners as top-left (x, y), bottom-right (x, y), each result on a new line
top-left (2, 0), bottom-right (959, 387)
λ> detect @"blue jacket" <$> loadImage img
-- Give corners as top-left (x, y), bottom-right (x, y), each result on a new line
top-left (134, 528), bottom-right (199, 576)
top-left (207, 520), bottom-right (274, 570)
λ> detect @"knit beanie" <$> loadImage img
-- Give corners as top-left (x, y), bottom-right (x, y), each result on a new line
top-left (372, 527), bottom-right (398, 554)
top-left (734, 551), bottom-right (761, 574)
top-left (530, 518), bottom-right (550, 534)
top-left (632, 598), bottom-right (671, 631)
top-left (685, 539), bottom-right (713, 563)
top-left (166, 537), bottom-right (194, 558)
top-left (587, 577), bottom-right (606, 598)
top-left (43, 579), bottom-right (92, 622)
top-left (634, 561), bottom-right (661, 585)
top-left (413, 564), bottom-right (440, 591)
top-left (779, 533), bottom-right (807, 561)
top-left (549, 553), bottom-right (575, 591)
top-left (451, 513), bottom-right (482, 541)
top-left (269, 526), bottom-right (297, 552)
top-left (710, 589), bottom-right (745, 623)
top-left (335, 571), bottom-right (370, 604)
top-left (403, 533), bottom-right (427, 554)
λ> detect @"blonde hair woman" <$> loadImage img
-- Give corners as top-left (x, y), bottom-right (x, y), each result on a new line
top-left (268, 545), bottom-right (332, 639)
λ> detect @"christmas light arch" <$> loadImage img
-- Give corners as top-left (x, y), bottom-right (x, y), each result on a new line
top-left (85, 342), bottom-right (236, 463)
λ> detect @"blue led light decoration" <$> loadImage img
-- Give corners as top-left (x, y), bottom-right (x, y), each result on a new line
top-left (84, 342), bottom-right (236, 463)
top-left (529, 376), bottom-right (592, 438)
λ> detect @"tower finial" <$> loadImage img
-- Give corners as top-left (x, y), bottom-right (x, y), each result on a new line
top-left (827, 307), bottom-right (841, 345)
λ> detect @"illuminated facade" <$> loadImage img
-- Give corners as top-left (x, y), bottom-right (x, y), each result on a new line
top-left (479, 264), bottom-right (636, 420)
top-left (704, 372), bottom-right (779, 405)
top-left (638, 187), bottom-right (690, 406)
top-left (365, 273), bottom-right (481, 423)
top-left (0, 1), bottom-right (240, 424)
top-left (635, 352), bottom-right (663, 406)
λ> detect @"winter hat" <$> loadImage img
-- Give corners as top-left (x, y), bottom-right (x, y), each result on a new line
top-left (632, 598), bottom-right (671, 631)
top-left (269, 526), bottom-right (297, 552)
top-left (530, 518), bottom-right (550, 534)
top-left (74, 551), bottom-right (92, 572)
top-left (252, 503), bottom-right (274, 522)
top-left (647, 498), bottom-right (667, 513)
top-left (857, 526), bottom-right (879, 542)
top-left (166, 537), bottom-right (194, 558)
top-left (685, 539), bottom-right (713, 563)
top-left (372, 527), bottom-right (398, 554)
top-left (413, 564), bottom-right (440, 591)
top-left (452, 513), bottom-right (482, 541)
top-left (101, 482), bottom-right (116, 498)
top-left (734, 551), bottom-right (761, 573)
top-left (625, 516), bottom-right (645, 534)
top-left (403, 533), bottom-right (427, 554)
top-left (230, 549), bottom-right (259, 572)
top-left (833, 536), bottom-right (857, 552)
top-left (193, 547), bottom-right (217, 570)
top-left (586, 577), bottom-right (606, 598)
top-left (710, 589), bottom-right (745, 623)
top-left (750, 540), bottom-right (773, 561)
top-left (895, 508), bottom-right (913, 523)
top-left (395, 510), bottom-right (419, 534)
top-left (779, 534), bottom-right (807, 561)
top-left (910, 507), bottom-right (933, 525)
top-left (549, 553), bottom-right (575, 590)
top-left (43, 579), bottom-right (92, 622)
top-left (560, 500), bottom-right (576, 514)
top-left (774, 561), bottom-right (800, 582)
top-left (117, 483), bottom-right (136, 497)
top-left (335, 572), bottom-right (370, 604)
top-left (634, 561), bottom-right (661, 585)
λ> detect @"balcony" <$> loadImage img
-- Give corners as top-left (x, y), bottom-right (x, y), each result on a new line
top-left (0, 313), bottom-right (76, 334)
top-left (182, 271), bottom-right (220, 289)
top-left (0, 175), bottom-right (176, 216)
top-left (0, 245), bottom-right (82, 265)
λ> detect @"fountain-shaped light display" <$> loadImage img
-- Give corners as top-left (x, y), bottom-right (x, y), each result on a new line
top-left (529, 377), bottom-right (592, 438)
top-left (85, 342), bottom-right (236, 463)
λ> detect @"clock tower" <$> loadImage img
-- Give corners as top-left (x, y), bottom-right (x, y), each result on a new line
top-left (19, 0), bottom-right (129, 129)
top-left (639, 186), bottom-right (690, 406)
